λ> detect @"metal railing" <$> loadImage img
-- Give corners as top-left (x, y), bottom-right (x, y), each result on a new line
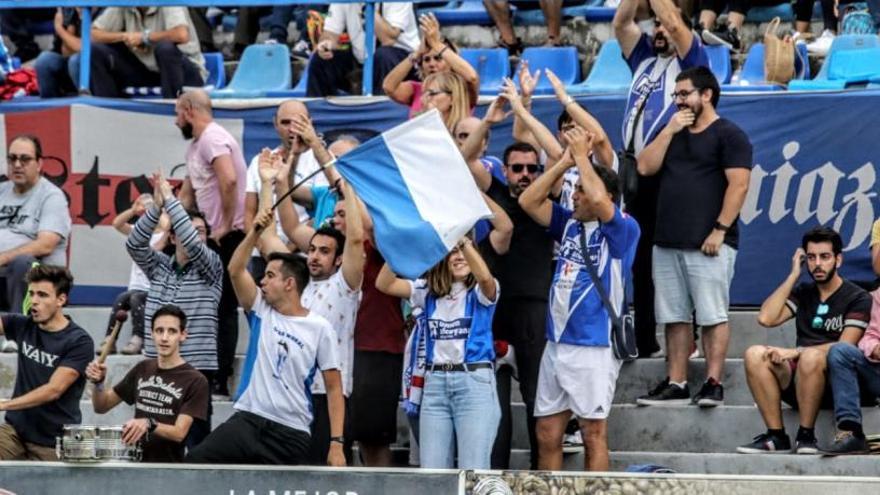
top-left (0, 0), bottom-right (424, 96)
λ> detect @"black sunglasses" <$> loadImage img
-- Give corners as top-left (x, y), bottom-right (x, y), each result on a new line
top-left (421, 54), bottom-right (443, 63)
top-left (508, 163), bottom-right (541, 174)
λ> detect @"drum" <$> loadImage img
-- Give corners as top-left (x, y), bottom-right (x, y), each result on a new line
top-left (56, 425), bottom-right (142, 462)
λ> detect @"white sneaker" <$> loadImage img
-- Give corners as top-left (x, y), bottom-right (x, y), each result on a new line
top-left (807, 30), bottom-right (835, 56)
top-left (1, 338), bottom-right (18, 353)
top-left (562, 431), bottom-right (583, 453)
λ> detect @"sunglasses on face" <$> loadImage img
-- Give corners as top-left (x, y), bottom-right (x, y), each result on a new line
top-left (421, 54), bottom-right (443, 63)
top-left (6, 154), bottom-right (36, 165)
top-left (811, 303), bottom-right (830, 330)
top-left (424, 89), bottom-right (451, 98)
top-left (508, 163), bottom-right (541, 174)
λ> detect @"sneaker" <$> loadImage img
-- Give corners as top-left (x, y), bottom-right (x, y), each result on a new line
top-left (689, 341), bottom-right (701, 360)
top-left (692, 378), bottom-right (724, 407)
top-left (807, 29), bottom-right (835, 56)
top-left (291, 39), bottom-right (311, 60)
top-left (212, 381), bottom-right (231, 401)
top-left (702, 25), bottom-right (742, 51)
top-left (120, 335), bottom-right (143, 355)
top-left (562, 431), bottom-right (583, 453)
top-left (636, 378), bottom-right (691, 406)
top-left (0, 338), bottom-right (18, 353)
top-left (737, 432), bottom-right (792, 454)
top-left (95, 337), bottom-right (116, 356)
top-left (821, 431), bottom-right (870, 456)
top-left (495, 340), bottom-right (518, 380)
top-left (795, 435), bottom-right (819, 455)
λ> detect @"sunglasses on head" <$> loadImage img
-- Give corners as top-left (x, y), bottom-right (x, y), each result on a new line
top-left (811, 303), bottom-right (829, 330)
top-left (508, 163), bottom-right (541, 174)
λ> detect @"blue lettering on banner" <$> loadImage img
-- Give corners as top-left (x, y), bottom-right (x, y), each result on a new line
top-left (429, 317), bottom-right (472, 340)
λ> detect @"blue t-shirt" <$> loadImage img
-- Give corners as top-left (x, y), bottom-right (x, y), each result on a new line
top-left (307, 186), bottom-right (339, 229)
top-left (409, 279), bottom-right (498, 365)
top-left (546, 204), bottom-right (640, 346)
top-left (622, 33), bottom-right (709, 153)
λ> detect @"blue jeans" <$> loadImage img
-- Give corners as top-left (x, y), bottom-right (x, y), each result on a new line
top-left (419, 367), bottom-right (501, 469)
top-left (34, 51), bottom-right (79, 97)
top-left (827, 342), bottom-right (880, 425)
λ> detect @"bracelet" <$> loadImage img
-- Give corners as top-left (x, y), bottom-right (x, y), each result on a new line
top-left (142, 29), bottom-right (152, 47)
top-left (714, 221), bottom-right (730, 232)
top-left (93, 380), bottom-right (105, 391)
top-left (564, 97), bottom-right (575, 107)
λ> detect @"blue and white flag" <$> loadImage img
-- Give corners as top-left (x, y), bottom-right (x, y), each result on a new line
top-left (335, 110), bottom-right (492, 279)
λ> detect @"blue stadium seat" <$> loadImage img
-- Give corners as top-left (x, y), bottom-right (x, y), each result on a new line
top-left (460, 48), bottom-right (510, 95)
top-left (746, 3), bottom-right (794, 22)
top-left (518, 46), bottom-right (579, 95)
top-left (266, 61), bottom-right (310, 97)
top-left (705, 44), bottom-right (732, 84)
top-left (566, 39), bottom-right (632, 94)
top-left (203, 52), bottom-right (226, 90)
top-left (722, 43), bottom-right (809, 91)
top-left (581, 6), bottom-right (617, 22)
top-left (212, 44), bottom-right (291, 98)
top-left (424, 1), bottom-right (510, 26)
top-left (789, 34), bottom-right (880, 90)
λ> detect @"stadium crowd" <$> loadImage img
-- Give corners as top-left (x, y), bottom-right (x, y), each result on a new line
top-left (0, 0), bottom-right (880, 472)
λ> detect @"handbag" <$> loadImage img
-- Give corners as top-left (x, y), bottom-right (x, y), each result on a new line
top-left (617, 97), bottom-right (645, 206)
top-left (579, 228), bottom-right (638, 361)
top-left (763, 17), bottom-right (796, 86)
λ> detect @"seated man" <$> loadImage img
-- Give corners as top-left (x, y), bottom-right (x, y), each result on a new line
top-left (738, 227), bottom-right (871, 454)
top-left (0, 265), bottom-right (94, 460)
top-left (308, 1), bottom-right (419, 97)
top-left (823, 287), bottom-right (880, 454)
top-left (86, 304), bottom-right (209, 462)
top-left (0, 135), bottom-right (71, 340)
top-left (483, 0), bottom-right (563, 53)
top-left (90, 7), bottom-right (206, 98)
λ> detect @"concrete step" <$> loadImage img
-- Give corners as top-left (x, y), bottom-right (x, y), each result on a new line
top-left (54, 400), bottom-right (880, 454)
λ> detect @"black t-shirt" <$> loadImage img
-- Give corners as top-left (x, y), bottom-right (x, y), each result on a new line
top-left (786, 280), bottom-right (872, 347)
top-left (3, 314), bottom-right (94, 446)
top-left (113, 359), bottom-right (209, 462)
top-left (654, 118), bottom-right (752, 249)
top-left (482, 176), bottom-right (555, 301)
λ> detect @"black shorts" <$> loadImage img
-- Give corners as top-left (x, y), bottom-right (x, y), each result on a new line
top-left (780, 359), bottom-right (834, 410)
top-left (349, 350), bottom-right (403, 445)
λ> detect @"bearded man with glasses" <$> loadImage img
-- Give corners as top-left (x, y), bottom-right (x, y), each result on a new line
top-left (736, 227), bottom-right (871, 455)
top-left (0, 135), bottom-right (71, 339)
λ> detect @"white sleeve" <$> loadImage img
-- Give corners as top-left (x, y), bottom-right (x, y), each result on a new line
top-left (381, 3), bottom-right (414, 31)
top-left (316, 321), bottom-right (340, 371)
top-left (408, 279), bottom-right (428, 311)
top-left (245, 155), bottom-right (261, 194)
top-left (475, 279), bottom-right (500, 306)
top-left (323, 4), bottom-right (348, 35)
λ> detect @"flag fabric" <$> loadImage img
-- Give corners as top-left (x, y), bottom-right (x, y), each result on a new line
top-left (334, 110), bottom-right (492, 279)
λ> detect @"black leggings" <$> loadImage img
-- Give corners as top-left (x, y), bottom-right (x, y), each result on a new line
top-left (795, 0), bottom-right (837, 30)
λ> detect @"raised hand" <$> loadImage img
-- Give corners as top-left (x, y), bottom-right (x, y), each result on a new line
top-left (483, 97), bottom-right (510, 125)
top-left (564, 126), bottom-right (594, 158)
top-left (500, 78), bottom-right (525, 112)
top-left (258, 148), bottom-right (281, 183)
top-left (790, 248), bottom-right (805, 277)
top-left (419, 13), bottom-right (443, 49)
top-left (151, 169), bottom-right (166, 209)
top-left (545, 68), bottom-right (568, 102)
top-left (291, 114), bottom-right (321, 149)
top-left (253, 207), bottom-right (274, 232)
top-left (667, 109), bottom-right (695, 134)
top-left (517, 61), bottom-right (540, 102)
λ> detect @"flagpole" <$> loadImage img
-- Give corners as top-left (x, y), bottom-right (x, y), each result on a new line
top-left (270, 159), bottom-right (337, 211)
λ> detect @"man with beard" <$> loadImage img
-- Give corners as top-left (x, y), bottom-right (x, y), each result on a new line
top-left (613, 0), bottom-right (709, 359)
top-left (737, 227), bottom-right (871, 454)
top-left (635, 67), bottom-right (751, 407)
top-left (175, 89), bottom-right (248, 401)
top-left (0, 265), bottom-right (93, 460)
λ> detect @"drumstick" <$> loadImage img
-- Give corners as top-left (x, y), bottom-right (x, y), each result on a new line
top-left (98, 310), bottom-right (128, 364)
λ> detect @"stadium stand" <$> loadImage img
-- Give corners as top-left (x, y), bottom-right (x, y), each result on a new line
top-left (212, 43), bottom-right (291, 98)
top-left (566, 39), bottom-right (632, 94)
top-left (460, 47), bottom-right (509, 95)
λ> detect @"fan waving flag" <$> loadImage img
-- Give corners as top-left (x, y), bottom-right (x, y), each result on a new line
top-left (334, 109), bottom-right (492, 279)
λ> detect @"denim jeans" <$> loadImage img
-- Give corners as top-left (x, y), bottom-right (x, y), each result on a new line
top-left (827, 342), bottom-right (880, 425)
top-left (419, 367), bottom-right (501, 469)
top-left (34, 51), bottom-right (79, 97)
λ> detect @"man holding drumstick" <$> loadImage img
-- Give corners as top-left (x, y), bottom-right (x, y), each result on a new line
top-left (87, 304), bottom-right (209, 462)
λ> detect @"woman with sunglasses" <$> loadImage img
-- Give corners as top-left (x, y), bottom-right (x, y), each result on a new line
top-left (421, 71), bottom-right (472, 131)
top-left (376, 235), bottom-right (500, 469)
top-left (382, 13), bottom-right (478, 118)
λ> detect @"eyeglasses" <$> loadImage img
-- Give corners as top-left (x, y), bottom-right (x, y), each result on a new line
top-left (456, 132), bottom-right (470, 141)
top-left (811, 303), bottom-right (829, 330)
top-left (507, 163), bottom-right (542, 174)
top-left (670, 88), bottom-right (699, 100)
top-left (421, 54), bottom-right (443, 63)
top-left (424, 89), bottom-right (451, 98)
top-left (6, 154), bottom-right (36, 165)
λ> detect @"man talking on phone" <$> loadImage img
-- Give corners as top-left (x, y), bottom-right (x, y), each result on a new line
top-left (736, 227), bottom-right (871, 455)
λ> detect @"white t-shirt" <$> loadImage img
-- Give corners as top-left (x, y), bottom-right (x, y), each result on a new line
top-left (234, 290), bottom-right (339, 433)
top-left (408, 279), bottom-right (499, 365)
top-left (301, 270), bottom-right (361, 396)
top-left (324, 3), bottom-right (420, 63)
top-left (245, 148), bottom-right (327, 253)
top-left (127, 231), bottom-right (166, 291)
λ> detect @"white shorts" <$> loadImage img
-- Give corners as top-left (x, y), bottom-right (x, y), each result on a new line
top-left (534, 341), bottom-right (621, 420)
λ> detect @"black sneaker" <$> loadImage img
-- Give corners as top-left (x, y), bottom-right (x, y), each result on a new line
top-left (737, 432), bottom-right (792, 454)
top-left (702, 25), bottom-right (742, 51)
top-left (795, 435), bottom-right (819, 455)
top-left (692, 378), bottom-right (724, 407)
top-left (821, 431), bottom-right (870, 456)
top-left (636, 378), bottom-right (691, 406)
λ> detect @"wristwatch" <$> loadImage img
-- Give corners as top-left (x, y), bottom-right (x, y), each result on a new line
top-left (329, 436), bottom-right (345, 445)
top-left (713, 221), bottom-right (730, 232)
top-left (147, 417), bottom-right (158, 433)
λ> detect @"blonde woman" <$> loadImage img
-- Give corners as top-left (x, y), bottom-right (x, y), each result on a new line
top-left (376, 236), bottom-right (500, 469)
top-left (421, 71), bottom-right (472, 131)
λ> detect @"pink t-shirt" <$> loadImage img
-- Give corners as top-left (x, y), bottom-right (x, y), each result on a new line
top-left (185, 122), bottom-right (247, 232)
top-left (408, 81), bottom-right (423, 118)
